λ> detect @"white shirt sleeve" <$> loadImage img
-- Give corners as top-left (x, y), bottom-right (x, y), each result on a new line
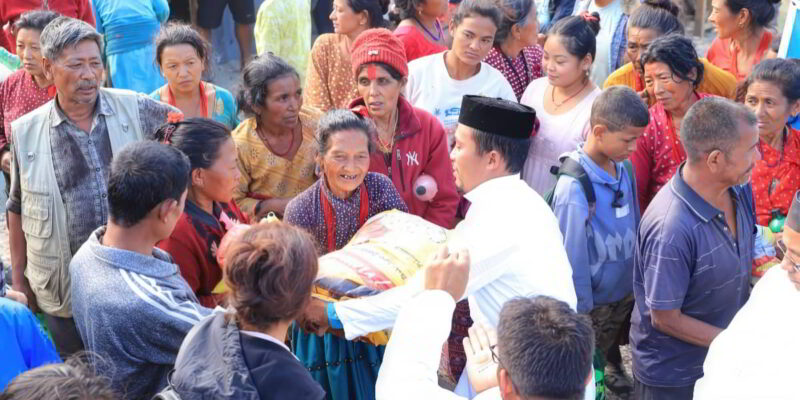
top-left (333, 273), bottom-right (424, 340)
top-left (375, 290), bottom-right (466, 400)
top-left (405, 60), bottom-right (422, 104)
top-left (333, 240), bottom-right (516, 339)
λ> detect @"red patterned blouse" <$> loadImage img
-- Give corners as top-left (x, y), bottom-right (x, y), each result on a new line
top-left (631, 92), bottom-right (712, 211)
top-left (751, 127), bottom-right (800, 226)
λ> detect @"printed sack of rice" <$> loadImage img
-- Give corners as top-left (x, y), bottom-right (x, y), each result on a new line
top-left (313, 209), bottom-right (449, 344)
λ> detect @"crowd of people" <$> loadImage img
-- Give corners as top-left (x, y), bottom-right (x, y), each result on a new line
top-left (0, 0), bottom-right (797, 399)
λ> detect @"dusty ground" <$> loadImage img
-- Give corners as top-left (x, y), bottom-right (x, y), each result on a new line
top-left (607, 345), bottom-right (635, 400)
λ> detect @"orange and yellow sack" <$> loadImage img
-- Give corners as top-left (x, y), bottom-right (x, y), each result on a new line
top-left (313, 210), bottom-right (450, 345)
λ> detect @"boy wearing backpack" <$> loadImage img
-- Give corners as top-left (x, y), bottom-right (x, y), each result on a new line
top-left (550, 86), bottom-right (649, 359)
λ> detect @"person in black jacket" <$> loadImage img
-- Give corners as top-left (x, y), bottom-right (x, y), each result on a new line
top-left (169, 222), bottom-right (326, 400)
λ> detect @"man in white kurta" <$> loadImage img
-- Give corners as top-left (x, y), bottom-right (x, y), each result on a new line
top-left (693, 190), bottom-right (800, 399)
top-left (331, 96), bottom-right (576, 334)
top-left (328, 96), bottom-right (580, 397)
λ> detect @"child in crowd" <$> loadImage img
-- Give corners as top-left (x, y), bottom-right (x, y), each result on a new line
top-left (69, 141), bottom-right (213, 400)
top-left (550, 86), bottom-right (649, 365)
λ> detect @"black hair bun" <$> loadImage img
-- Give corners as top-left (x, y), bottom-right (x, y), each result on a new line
top-left (643, 0), bottom-right (680, 17)
top-left (585, 11), bottom-right (601, 36)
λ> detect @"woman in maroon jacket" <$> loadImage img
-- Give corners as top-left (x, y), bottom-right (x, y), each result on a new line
top-left (349, 28), bottom-right (459, 228)
top-left (155, 118), bottom-right (249, 308)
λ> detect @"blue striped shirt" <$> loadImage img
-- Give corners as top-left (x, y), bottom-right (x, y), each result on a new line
top-left (631, 164), bottom-right (754, 387)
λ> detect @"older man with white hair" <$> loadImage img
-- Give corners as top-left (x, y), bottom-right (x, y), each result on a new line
top-left (7, 16), bottom-right (179, 358)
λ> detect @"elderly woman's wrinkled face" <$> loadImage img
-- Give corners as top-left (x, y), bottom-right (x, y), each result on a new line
top-left (356, 64), bottom-right (406, 121)
top-left (627, 27), bottom-right (658, 74)
top-left (259, 74), bottom-right (303, 131)
top-left (16, 28), bottom-right (44, 78)
top-left (745, 80), bottom-right (800, 139)
top-left (643, 61), bottom-right (695, 113)
top-left (44, 39), bottom-right (104, 105)
top-left (319, 129), bottom-right (371, 199)
top-left (160, 43), bottom-right (204, 94)
top-left (450, 16), bottom-right (497, 66)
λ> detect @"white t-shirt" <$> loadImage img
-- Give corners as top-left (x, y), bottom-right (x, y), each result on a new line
top-left (406, 52), bottom-right (517, 147)
top-left (520, 77), bottom-right (601, 195)
top-left (585, 0), bottom-right (624, 86)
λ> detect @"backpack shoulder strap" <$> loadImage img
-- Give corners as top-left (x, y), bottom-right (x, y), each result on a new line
top-left (548, 157), bottom-right (596, 225)
top-left (622, 159), bottom-right (636, 194)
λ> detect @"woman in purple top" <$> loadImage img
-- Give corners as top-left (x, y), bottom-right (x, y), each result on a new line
top-left (284, 109), bottom-right (408, 253)
top-left (283, 109), bottom-right (407, 399)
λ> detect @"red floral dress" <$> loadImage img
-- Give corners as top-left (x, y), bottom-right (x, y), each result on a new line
top-left (751, 127), bottom-right (800, 226)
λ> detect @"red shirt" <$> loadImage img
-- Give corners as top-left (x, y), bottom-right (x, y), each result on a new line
top-left (157, 200), bottom-right (249, 308)
top-left (1, 0), bottom-right (95, 53)
top-left (631, 92), bottom-right (712, 211)
top-left (0, 69), bottom-right (55, 150)
top-left (394, 25), bottom-right (447, 63)
top-left (351, 96), bottom-right (459, 229)
top-left (752, 127), bottom-right (800, 226)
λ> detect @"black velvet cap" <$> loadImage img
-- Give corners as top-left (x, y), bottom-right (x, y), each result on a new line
top-left (458, 95), bottom-right (537, 139)
top-left (788, 190), bottom-right (800, 232)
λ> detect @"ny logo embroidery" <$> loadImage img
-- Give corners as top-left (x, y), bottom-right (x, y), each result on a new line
top-left (406, 151), bottom-right (419, 166)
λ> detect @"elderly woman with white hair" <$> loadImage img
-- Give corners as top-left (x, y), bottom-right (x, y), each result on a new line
top-left (7, 16), bottom-right (180, 359)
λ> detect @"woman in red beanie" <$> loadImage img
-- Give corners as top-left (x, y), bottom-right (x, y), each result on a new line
top-left (349, 27), bottom-right (459, 230)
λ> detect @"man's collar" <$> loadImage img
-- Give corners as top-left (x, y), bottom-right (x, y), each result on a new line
top-left (464, 173), bottom-right (521, 203)
top-left (49, 89), bottom-right (114, 128)
top-left (669, 163), bottom-right (723, 223)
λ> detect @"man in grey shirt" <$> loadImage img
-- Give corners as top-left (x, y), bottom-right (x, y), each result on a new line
top-left (7, 16), bottom-right (179, 358)
top-left (70, 141), bottom-right (212, 400)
